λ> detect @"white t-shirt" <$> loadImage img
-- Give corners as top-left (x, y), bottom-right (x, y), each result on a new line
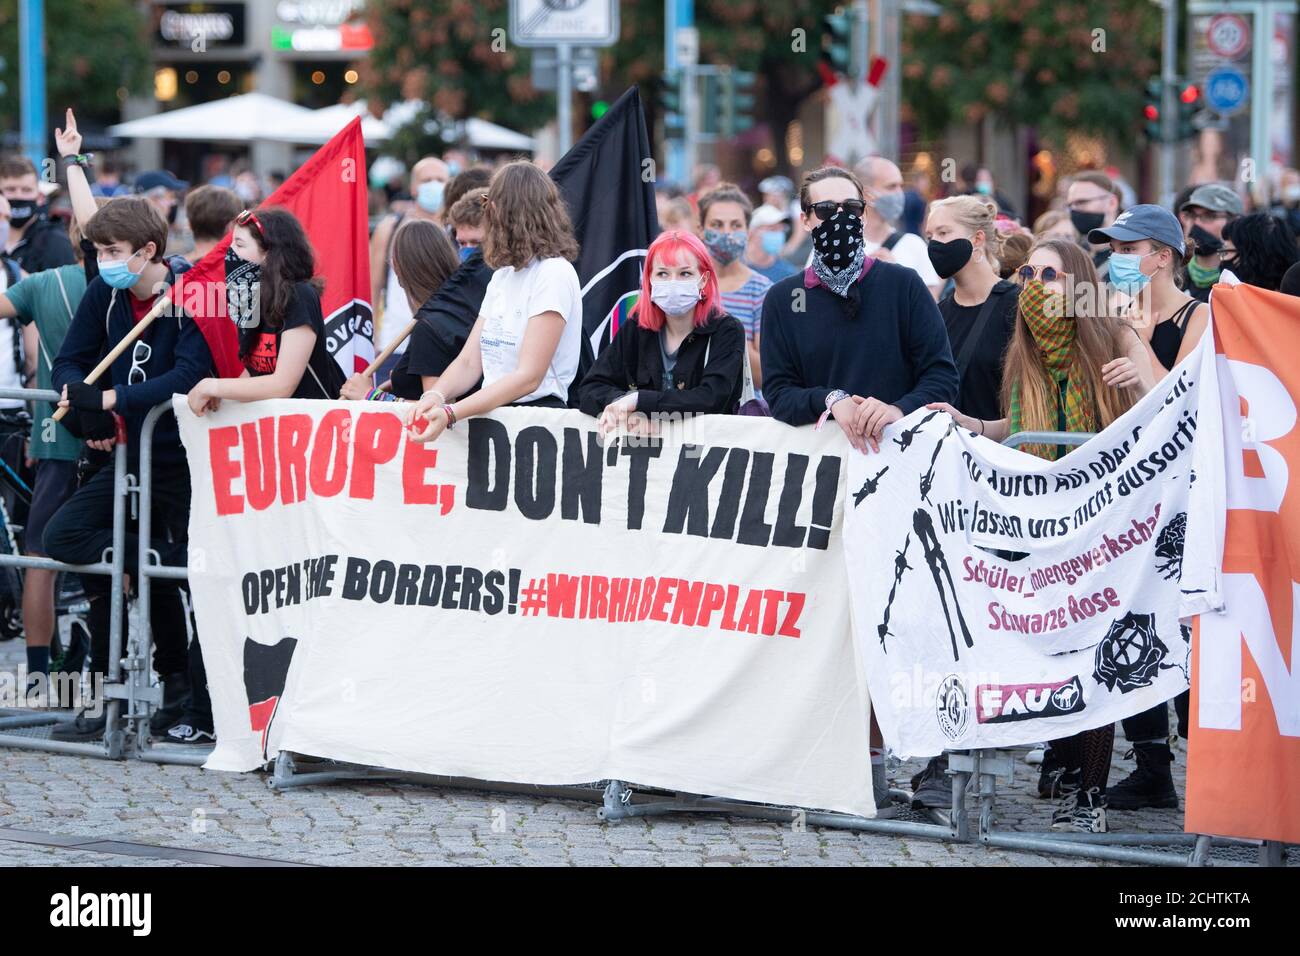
top-left (478, 257), bottom-right (583, 404)
top-left (864, 232), bottom-right (942, 289)
top-left (0, 269), bottom-right (24, 409)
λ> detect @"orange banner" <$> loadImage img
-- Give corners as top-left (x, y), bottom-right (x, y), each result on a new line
top-left (1186, 283), bottom-right (1300, 844)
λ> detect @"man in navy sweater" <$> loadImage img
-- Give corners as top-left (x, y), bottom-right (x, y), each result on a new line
top-left (760, 166), bottom-right (958, 453)
top-left (44, 197), bottom-right (214, 743)
top-left (760, 166), bottom-right (958, 813)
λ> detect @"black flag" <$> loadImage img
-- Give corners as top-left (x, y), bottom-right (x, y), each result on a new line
top-left (550, 87), bottom-right (660, 386)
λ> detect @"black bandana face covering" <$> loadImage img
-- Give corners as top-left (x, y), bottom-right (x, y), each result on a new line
top-left (225, 245), bottom-right (262, 328)
top-left (811, 209), bottom-right (866, 297)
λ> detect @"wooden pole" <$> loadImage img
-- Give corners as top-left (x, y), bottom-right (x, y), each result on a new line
top-left (51, 293), bottom-right (173, 422)
top-left (360, 317), bottom-right (418, 380)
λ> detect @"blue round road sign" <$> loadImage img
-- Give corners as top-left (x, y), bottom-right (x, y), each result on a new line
top-left (1205, 67), bottom-right (1249, 116)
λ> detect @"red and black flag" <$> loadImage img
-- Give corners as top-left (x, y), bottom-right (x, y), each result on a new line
top-left (243, 637), bottom-right (298, 761)
top-left (171, 116), bottom-right (375, 378)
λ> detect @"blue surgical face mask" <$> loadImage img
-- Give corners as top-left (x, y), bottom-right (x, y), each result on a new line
top-left (417, 179), bottom-right (446, 214)
top-left (98, 248), bottom-right (147, 290)
top-left (447, 161), bottom-right (462, 177)
top-left (760, 230), bottom-right (785, 256)
top-left (1108, 250), bottom-right (1157, 295)
top-left (458, 245), bottom-right (476, 262)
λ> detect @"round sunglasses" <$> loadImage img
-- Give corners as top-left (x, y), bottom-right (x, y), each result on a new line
top-left (1016, 264), bottom-right (1068, 284)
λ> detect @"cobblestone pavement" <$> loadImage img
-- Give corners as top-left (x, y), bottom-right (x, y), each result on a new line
top-left (0, 645), bottom-right (1290, 867)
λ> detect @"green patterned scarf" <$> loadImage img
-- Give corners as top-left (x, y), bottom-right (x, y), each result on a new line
top-left (1008, 279), bottom-right (1099, 460)
top-left (1186, 256), bottom-right (1220, 288)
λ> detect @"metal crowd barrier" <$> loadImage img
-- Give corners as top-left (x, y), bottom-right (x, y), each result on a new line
top-left (0, 386), bottom-right (133, 758)
top-left (957, 431), bottom-right (1284, 865)
top-left (2, 403), bottom-right (1287, 866)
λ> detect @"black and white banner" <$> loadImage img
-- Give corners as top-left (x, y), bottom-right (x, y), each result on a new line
top-left (844, 359), bottom-right (1202, 756)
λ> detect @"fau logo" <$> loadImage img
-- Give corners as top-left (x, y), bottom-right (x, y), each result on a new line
top-left (976, 676), bottom-right (1086, 724)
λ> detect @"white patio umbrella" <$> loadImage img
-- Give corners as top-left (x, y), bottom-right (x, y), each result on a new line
top-left (457, 117), bottom-right (535, 152)
top-left (280, 101), bottom-right (392, 145)
top-left (379, 100), bottom-right (536, 153)
top-left (108, 93), bottom-right (316, 142)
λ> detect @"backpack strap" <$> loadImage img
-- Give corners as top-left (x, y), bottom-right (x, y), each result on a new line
top-left (954, 280), bottom-right (1015, 380)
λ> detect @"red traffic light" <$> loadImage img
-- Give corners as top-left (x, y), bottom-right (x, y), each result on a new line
top-left (1180, 84), bottom-right (1200, 104)
top-left (1144, 105), bottom-right (1160, 121)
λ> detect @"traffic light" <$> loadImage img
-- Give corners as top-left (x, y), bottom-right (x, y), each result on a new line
top-left (822, 11), bottom-right (853, 76)
top-left (660, 70), bottom-right (685, 137)
top-left (1177, 83), bottom-right (1201, 140)
top-left (1143, 79), bottom-right (1163, 143)
top-left (723, 70), bottom-right (757, 136)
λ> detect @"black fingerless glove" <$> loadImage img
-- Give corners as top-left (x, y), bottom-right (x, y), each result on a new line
top-left (65, 381), bottom-right (107, 412)
top-left (62, 408), bottom-right (115, 441)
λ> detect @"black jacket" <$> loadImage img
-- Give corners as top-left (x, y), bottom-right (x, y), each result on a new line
top-left (578, 310), bottom-right (745, 416)
top-left (52, 266), bottom-right (213, 465)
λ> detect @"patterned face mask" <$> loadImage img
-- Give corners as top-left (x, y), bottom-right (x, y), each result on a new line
top-left (702, 229), bottom-right (748, 266)
top-left (811, 209), bottom-right (866, 297)
top-left (225, 245), bottom-right (262, 329)
top-left (1018, 278), bottom-right (1075, 369)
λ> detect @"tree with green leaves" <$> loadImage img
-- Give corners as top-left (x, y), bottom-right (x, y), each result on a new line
top-left (901, 0), bottom-right (1162, 142)
top-left (365, 0), bottom-right (842, 171)
top-left (364, 0), bottom-right (553, 162)
top-left (0, 0), bottom-right (151, 137)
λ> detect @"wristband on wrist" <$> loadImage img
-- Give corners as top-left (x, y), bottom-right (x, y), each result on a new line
top-left (816, 389), bottom-right (851, 431)
top-left (62, 153), bottom-right (93, 168)
top-left (442, 404), bottom-right (457, 429)
top-left (978, 419), bottom-right (985, 436)
top-left (423, 388), bottom-right (447, 407)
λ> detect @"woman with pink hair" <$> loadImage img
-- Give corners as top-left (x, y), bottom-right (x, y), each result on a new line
top-left (578, 230), bottom-right (746, 432)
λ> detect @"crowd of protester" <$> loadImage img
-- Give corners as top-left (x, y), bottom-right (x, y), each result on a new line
top-left (2, 104), bottom-right (1299, 834)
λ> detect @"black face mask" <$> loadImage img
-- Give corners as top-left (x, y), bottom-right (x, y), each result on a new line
top-left (1070, 209), bottom-right (1105, 237)
top-left (927, 237), bottom-right (973, 279)
top-left (6, 200), bottom-right (37, 230)
top-left (1219, 255), bottom-right (1240, 273)
top-left (1189, 223), bottom-right (1224, 257)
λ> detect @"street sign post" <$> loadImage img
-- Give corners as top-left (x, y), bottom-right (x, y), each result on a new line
top-left (509, 0), bottom-right (620, 47)
top-left (510, 0), bottom-right (620, 155)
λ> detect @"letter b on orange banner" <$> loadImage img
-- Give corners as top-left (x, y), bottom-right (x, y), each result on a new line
top-left (1187, 284), bottom-right (1300, 844)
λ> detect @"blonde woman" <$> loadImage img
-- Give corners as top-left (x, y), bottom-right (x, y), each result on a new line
top-left (924, 195), bottom-right (1020, 427)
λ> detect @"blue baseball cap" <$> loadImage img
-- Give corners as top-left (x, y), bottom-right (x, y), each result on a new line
top-left (134, 170), bottom-right (189, 193)
top-left (1088, 203), bottom-right (1186, 256)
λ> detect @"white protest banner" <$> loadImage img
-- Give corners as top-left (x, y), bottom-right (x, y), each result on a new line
top-left (175, 399), bottom-right (874, 817)
top-left (843, 356), bottom-right (1202, 757)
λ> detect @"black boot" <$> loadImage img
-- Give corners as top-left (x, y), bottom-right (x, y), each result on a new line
top-left (149, 670), bottom-right (192, 734)
top-left (50, 675), bottom-right (110, 742)
top-left (1107, 741), bottom-right (1178, 810)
